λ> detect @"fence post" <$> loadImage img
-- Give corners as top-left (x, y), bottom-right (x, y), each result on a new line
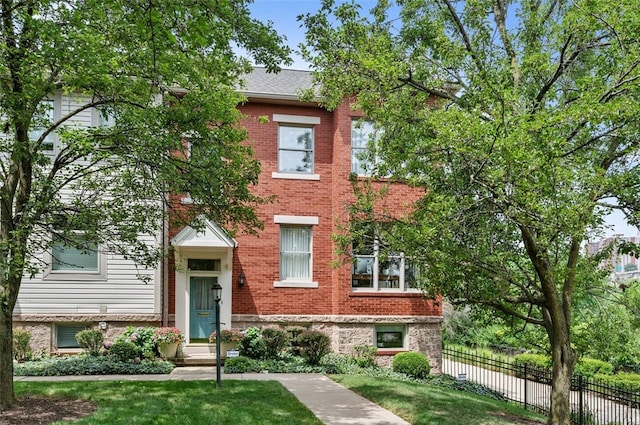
top-left (524, 363), bottom-right (528, 411)
top-left (578, 374), bottom-right (584, 425)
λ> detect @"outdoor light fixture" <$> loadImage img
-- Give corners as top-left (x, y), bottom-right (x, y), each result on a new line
top-left (238, 272), bottom-right (245, 287)
top-left (211, 282), bottom-right (223, 389)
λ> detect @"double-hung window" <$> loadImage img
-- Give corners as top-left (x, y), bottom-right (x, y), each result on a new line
top-left (278, 125), bottom-right (314, 173)
top-left (272, 114), bottom-right (321, 180)
top-left (280, 226), bottom-right (311, 279)
top-left (29, 99), bottom-right (56, 152)
top-left (351, 119), bottom-right (379, 176)
top-left (274, 215), bottom-right (318, 288)
top-left (351, 225), bottom-right (419, 291)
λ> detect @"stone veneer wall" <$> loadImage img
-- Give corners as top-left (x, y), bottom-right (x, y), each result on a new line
top-left (13, 314), bottom-right (161, 353)
top-left (232, 314), bottom-right (443, 372)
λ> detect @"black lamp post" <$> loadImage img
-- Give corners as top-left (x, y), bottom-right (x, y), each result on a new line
top-left (211, 282), bottom-right (223, 389)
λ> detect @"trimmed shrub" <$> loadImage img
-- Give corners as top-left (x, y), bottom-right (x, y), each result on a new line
top-left (76, 329), bottom-right (104, 356)
top-left (238, 327), bottom-right (267, 359)
top-left (297, 330), bottom-right (331, 365)
top-left (513, 353), bottom-right (551, 369)
top-left (13, 329), bottom-right (32, 362)
top-left (392, 351), bottom-right (431, 379)
top-left (261, 328), bottom-right (290, 359)
top-left (224, 356), bottom-right (259, 373)
top-left (109, 341), bottom-right (140, 362)
top-left (575, 358), bottom-right (615, 378)
top-left (14, 356), bottom-right (174, 376)
top-left (352, 345), bottom-right (377, 368)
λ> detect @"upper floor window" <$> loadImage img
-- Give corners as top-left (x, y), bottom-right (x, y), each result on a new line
top-left (97, 108), bottom-right (116, 127)
top-left (51, 233), bottom-right (99, 272)
top-left (351, 120), bottom-right (379, 176)
top-left (271, 114), bottom-right (321, 180)
top-left (46, 232), bottom-right (106, 280)
top-left (29, 99), bottom-right (55, 151)
top-left (278, 125), bottom-right (314, 173)
top-left (351, 224), bottom-right (419, 292)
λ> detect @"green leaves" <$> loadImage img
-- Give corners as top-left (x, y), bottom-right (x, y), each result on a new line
top-left (303, 0), bottom-right (640, 336)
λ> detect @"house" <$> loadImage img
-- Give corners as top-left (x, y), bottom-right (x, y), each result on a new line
top-left (169, 68), bottom-right (443, 368)
top-left (14, 68), bottom-right (443, 369)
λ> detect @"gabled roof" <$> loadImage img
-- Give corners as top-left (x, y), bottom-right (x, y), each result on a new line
top-left (171, 219), bottom-right (236, 248)
top-left (239, 67), bottom-right (319, 102)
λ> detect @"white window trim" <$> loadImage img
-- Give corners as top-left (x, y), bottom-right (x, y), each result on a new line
top-left (273, 114), bottom-right (321, 125)
top-left (274, 215), bottom-right (319, 225)
top-left (44, 232), bottom-right (107, 281)
top-left (273, 114), bottom-right (321, 179)
top-left (374, 324), bottom-right (407, 351)
top-left (271, 172), bottom-right (320, 181)
top-left (274, 216), bottom-right (319, 288)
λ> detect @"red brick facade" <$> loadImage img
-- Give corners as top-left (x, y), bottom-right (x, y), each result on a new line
top-left (168, 75), bottom-right (443, 368)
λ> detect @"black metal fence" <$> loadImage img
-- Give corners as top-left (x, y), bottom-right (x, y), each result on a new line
top-left (442, 347), bottom-right (640, 425)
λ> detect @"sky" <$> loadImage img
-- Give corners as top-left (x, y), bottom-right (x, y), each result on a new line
top-left (247, 0), bottom-right (639, 239)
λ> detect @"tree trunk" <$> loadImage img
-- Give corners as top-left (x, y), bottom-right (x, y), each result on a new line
top-left (0, 308), bottom-right (15, 410)
top-left (548, 337), bottom-right (577, 425)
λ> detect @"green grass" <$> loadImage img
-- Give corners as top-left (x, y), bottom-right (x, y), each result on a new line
top-left (14, 380), bottom-right (323, 425)
top-left (331, 375), bottom-right (546, 425)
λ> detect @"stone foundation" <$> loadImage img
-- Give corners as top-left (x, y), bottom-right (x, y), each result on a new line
top-left (232, 314), bottom-right (443, 372)
top-left (13, 314), bottom-right (161, 353)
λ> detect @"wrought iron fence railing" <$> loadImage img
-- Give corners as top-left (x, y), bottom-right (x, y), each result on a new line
top-left (442, 346), bottom-right (640, 425)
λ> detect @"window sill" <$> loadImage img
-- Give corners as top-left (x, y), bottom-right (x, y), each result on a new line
top-left (44, 273), bottom-right (107, 282)
top-left (349, 291), bottom-right (422, 298)
top-left (376, 350), bottom-right (407, 356)
top-left (273, 280), bottom-right (319, 288)
top-left (272, 172), bottom-right (320, 181)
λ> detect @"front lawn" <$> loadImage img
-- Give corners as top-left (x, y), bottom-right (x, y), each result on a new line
top-left (331, 374), bottom-right (546, 425)
top-left (13, 380), bottom-right (323, 425)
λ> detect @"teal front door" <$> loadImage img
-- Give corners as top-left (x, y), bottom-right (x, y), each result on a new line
top-left (189, 276), bottom-right (217, 343)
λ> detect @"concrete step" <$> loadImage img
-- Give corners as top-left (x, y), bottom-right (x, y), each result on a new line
top-left (173, 353), bottom-right (220, 367)
top-left (173, 345), bottom-right (237, 366)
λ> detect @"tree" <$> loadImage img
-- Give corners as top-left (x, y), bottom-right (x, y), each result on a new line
top-left (0, 0), bottom-right (290, 409)
top-left (301, 1), bottom-right (640, 423)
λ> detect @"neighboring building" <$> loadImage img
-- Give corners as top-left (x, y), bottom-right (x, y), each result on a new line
top-left (14, 68), bottom-right (443, 369)
top-left (587, 235), bottom-right (640, 283)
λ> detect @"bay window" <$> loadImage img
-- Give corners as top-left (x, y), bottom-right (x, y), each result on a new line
top-left (351, 226), bottom-right (419, 291)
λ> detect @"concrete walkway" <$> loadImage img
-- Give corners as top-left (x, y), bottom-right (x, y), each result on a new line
top-left (15, 367), bottom-right (410, 425)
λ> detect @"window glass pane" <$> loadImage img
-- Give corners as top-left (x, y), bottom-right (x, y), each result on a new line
top-left (99, 110), bottom-right (116, 127)
top-left (279, 125), bottom-right (313, 173)
top-left (352, 256), bottom-right (374, 288)
top-left (280, 226), bottom-right (311, 280)
top-left (278, 150), bottom-right (313, 173)
top-left (187, 259), bottom-right (221, 271)
top-left (405, 260), bottom-right (419, 288)
top-left (192, 276), bottom-right (216, 310)
top-left (351, 120), bottom-right (376, 175)
top-left (379, 256), bottom-right (401, 289)
top-left (57, 324), bottom-right (86, 348)
top-left (376, 325), bottom-right (405, 349)
top-left (29, 99), bottom-right (55, 150)
top-left (52, 234), bottom-right (98, 271)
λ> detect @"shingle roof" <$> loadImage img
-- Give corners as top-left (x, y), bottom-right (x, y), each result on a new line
top-left (239, 67), bottom-right (318, 101)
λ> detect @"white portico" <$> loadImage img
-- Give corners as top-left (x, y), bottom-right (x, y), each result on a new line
top-left (171, 220), bottom-right (235, 347)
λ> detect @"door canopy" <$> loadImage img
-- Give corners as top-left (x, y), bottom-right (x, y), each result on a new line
top-left (171, 218), bottom-right (236, 248)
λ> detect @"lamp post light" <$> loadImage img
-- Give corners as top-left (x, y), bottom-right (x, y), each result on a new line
top-left (211, 282), bottom-right (223, 389)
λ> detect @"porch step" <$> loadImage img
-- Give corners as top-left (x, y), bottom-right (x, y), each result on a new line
top-left (172, 344), bottom-right (229, 367)
top-left (173, 352), bottom-right (221, 367)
